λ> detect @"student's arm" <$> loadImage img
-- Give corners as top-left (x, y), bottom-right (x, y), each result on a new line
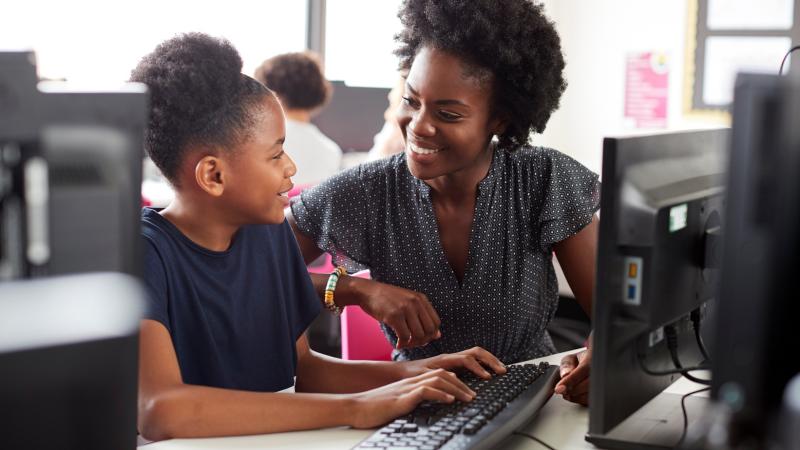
top-left (294, 334), bottom-right (507, 394)
top-left (287, 210), bottom-right (441, 349)
top-left (551, 214), bottom-right (599, 406)
top-left (138, 320), bottom-right (476, 440)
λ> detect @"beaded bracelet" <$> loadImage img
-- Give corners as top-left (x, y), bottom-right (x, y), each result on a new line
top-left (323, 266), bottom-right (347, 315)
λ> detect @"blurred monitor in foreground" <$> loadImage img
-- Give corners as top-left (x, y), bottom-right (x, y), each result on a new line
top-left (0, 50), bottom-right (148, 449)
top-left (0, 50), bottom-right (146, 280)
top-left (0, 273), bottom-right (145, 450)
top-left (710, 72), bottom-right (800, 450)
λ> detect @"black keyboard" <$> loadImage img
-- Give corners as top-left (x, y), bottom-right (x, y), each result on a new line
top-left (353, 362), bottom-right (559, 450)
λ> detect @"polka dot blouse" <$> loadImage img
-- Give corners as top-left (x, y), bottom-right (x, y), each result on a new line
top-left (290, 145), bottom-right (600, 363)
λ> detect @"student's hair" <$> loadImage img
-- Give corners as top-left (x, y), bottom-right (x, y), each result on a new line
top-left (130, 32), bottom-right (270, 185)
top-left (395, 0), bottom-right (567, 150)
top-left (254, 52), bottom-right (332, 111)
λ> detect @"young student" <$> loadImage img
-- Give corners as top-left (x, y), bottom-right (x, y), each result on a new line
top-left (132, 33), bottom-right (506, 441)
top-left (288, 0), bottom-right (598, 406)
top-left (254, 52), bottom-right (342, 186)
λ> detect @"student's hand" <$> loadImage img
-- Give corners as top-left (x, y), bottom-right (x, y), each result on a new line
top-left (356, 279), bottom-right (441, 349)
top-left (554, 345), bottom-right (591, 406)
top-left (403, 346), bottom-right (507, 380)
top-left (349, 369), bottom-right (475, 429)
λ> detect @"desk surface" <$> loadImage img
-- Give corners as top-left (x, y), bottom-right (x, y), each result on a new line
top-left (139, 350), bottom-right (707, 450)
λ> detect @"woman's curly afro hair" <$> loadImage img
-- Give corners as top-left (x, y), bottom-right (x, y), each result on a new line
top-left (130, 32), bottom-right (270, 185)
top-left (254, 52), bottom-right (332, 111)
top-left (395, 0), bottom-right (567, 150)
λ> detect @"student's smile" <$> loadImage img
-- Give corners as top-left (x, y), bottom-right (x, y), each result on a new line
top-left (277, 184), bottom-right (294, 208)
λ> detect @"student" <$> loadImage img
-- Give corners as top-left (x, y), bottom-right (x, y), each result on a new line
top-left (288, 0), bottom-right (598, 406)
top-left (254, 52), bottom-right (342, 186)
top-left (132, 33), bottom-right (506, 440)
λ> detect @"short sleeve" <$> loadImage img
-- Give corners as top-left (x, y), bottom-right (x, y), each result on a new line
top-left (537, 149), bottom-right (601, 252)
top-left (142, 237), bottom-right (171, 330)
top-left (289, 164), bottom-right (376, 273)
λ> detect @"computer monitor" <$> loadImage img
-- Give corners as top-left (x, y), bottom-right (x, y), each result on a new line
top-left (0, 273), bottom-right (145, 450)
top-left (0, 51), bottom-right (147, 279)
top-left (710, 72), bottom-right (800, 448)
top-left (0, 51), bottom-right (148, 449)
top-left (587, 128), bottom-right (730, 449)
top-left (311, 80), bottom-right (389, 152)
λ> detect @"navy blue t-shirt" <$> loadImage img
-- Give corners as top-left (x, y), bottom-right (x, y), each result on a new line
top-left (141, 208), bottom-right (321, 392)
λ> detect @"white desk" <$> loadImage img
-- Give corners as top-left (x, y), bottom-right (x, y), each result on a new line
top-left (139, 350), bottom-right (707, 450)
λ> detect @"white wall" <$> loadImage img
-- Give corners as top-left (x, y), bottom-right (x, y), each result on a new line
top-left (536, 0), bottom-right (724, 175)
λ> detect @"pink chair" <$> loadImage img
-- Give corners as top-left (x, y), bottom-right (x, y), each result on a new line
top-left (341, 303), bottom-right (393, 361)
top-left (339, 270), bottom-right (392, 361)
top-left (308, 259), bottom-right (391, 360)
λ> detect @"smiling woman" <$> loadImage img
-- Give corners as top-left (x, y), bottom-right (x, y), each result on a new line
top-left (288, 0), bottom-right (601, 407)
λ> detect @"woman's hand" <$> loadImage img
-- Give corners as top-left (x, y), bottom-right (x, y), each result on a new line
top-left (403, 346), bottom-right (507, 380)
top-left (554, 346), bottom-right (591, 406)
top-left (348, 369), bottom-right (475, 429)
top-left (355, 278), bottom-right (442, 349)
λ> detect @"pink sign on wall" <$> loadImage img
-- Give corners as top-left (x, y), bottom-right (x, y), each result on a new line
top-left (624, 52), bottom-right (669, 129)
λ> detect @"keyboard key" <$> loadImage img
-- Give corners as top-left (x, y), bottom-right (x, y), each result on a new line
top-left (461, 408), bottom-right (481, 417)
top-left (401, 423), bottom-right (418, 433)
top-left (463, 424), bottom-right (479, 435)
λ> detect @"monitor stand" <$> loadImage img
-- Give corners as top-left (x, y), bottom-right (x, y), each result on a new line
top-left (586, 391), bottom-right (709, 450)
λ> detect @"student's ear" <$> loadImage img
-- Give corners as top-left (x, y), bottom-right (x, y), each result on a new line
top-left (194, 155), bottom-right (226, 197)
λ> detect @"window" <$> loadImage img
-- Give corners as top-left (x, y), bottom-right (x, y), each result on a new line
top-left (2, 0), bottom-right (307, 84)
top-left (686, 0), bottom-right (798, 114)
top-left (324, 0), bottom-right (403, 88)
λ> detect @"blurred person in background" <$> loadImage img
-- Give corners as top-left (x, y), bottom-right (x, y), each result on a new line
top-left (255, 52), bottom-right (342, 186)
top-left (367, 74), bottom-right (406, 161)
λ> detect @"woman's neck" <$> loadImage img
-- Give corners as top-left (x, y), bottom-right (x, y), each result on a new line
top-left (425, 142), bottom-right (495, 205)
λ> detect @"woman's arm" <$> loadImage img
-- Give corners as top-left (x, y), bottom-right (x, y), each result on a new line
top-left (551, 214), bottom-right (599, 406)
top-left (552, 214), bottom-right (598, 317)
top-left (286, 210), bottom-right (441, 348)
top-left (286, 209), bottom-right (325, 265)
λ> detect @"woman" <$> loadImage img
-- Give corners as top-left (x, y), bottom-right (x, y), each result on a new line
top-left (288, 0), bottom-right (599, 406)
